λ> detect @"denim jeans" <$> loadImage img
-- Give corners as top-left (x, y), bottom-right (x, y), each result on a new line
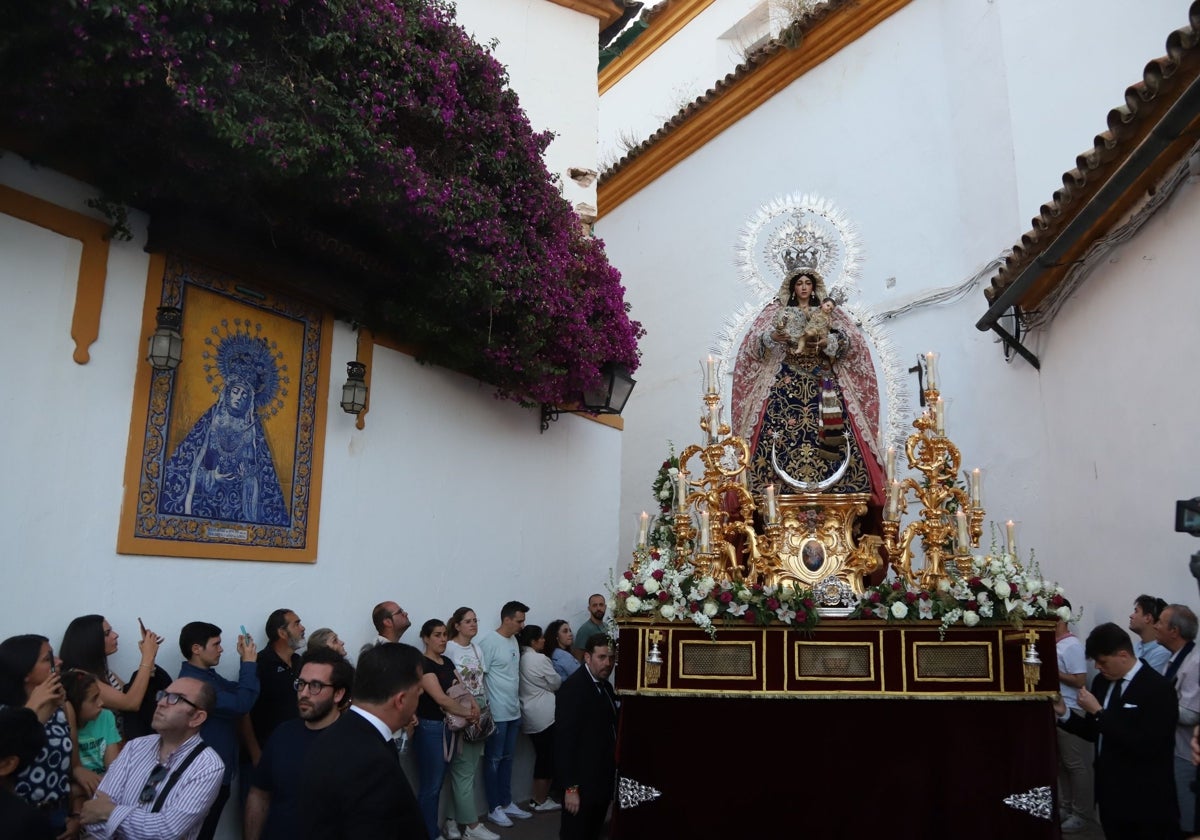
top-left (415, 717), bottom-right (450, 838)
top-left (483, 718), bottom-right (519, 810)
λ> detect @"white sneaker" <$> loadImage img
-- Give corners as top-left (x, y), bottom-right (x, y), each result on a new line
top-left (463, 825), bottom-right (501, 840)
top-left (531, 797), bottom-right (562, 812)
top-left (444, 819), bottom-right (462, 840)
top-left (487, 806), bottom-right (513, 827)
top-left (503, 801), bottom-right (532, 819)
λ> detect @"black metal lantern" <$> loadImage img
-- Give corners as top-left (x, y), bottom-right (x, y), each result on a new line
top-left (146, 306), bottom-right (183, 371)
top-left (340, 361), bottom-right (368, 414)
top-left (540, 362), bottom-right (636, 432)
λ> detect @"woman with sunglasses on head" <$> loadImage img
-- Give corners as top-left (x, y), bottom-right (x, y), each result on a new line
top-left (59, 615), bottom-right (162, 737)
top-left (415, 618), bottom-right (480, 840)
top-left (0, 634), bottom-right (79, 838)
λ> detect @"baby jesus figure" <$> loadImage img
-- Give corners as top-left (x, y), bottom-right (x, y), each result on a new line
top-left (795, 297), bottom-right (836, 354)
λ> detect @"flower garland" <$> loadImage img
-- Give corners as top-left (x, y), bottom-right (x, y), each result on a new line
top-left (647, 445), bottom-right (679, 551)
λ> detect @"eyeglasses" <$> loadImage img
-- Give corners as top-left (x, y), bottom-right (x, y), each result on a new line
top-left (138, 764), bottom-right (169, 804)
top-left (293, 678), bottom-right (332, 694)
top-left (388, 608), bottom-right (407, 620)
top-left (156, 689), bottom-right (199, 709)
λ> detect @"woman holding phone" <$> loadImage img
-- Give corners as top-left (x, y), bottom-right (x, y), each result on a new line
top-left (0, 634), bottom-right (79, 838)
top-left (59, 615), bottom-right (161, 737)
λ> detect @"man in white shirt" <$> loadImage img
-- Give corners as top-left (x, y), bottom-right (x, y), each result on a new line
top-left (1055, 603), bottom-right (1092, 833)
top-left (1130, 594), bottom-right (1171, 673)
top-left (80, 678), bottom-right (224, 840)
top-left (1155, 603), bottom-right (1200, 834)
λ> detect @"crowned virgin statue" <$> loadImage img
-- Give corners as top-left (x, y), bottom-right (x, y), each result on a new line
top-left (729, 197), bottom-right (887, 508)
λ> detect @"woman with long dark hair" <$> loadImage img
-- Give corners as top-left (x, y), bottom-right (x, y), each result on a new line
top-left (59, 615), bottom-right (161, 737)
top-left (0, 634), bottom-right (78, 837)
top-left (518, 624), bottom-right (561, 813)
top-left (543, 620), bottom-right (580, 682)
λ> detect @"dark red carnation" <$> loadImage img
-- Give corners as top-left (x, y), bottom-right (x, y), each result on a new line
top-left (657, 591), bottom-right (670, 603)
top-left (623, 570), bottom-right (634, 581)
top-left (633, 584), bottom-right (646, 597)
top-left (796, 610), bottom-right (807, 623)
top-left (905, 592), bottom-right (917, 604)
top-left (1049, 594), bottom-right (1064, 607)
top-left (718, 591), bottom-right (733, 604)
top-left (869, 592), bottom-right (881, 603)
top-left (968, 577), bottom-right (982, 587)
top-left (650, 549), bottom-right (661, 560)
top-left (892, 581), bottom-right (903, 591)
top-left (803, 599), bottom-right (815, 610)
top-left (743, 611), bottom-right (757, 624)
top-left (966, 600), bottom-right (978, 611)
top-left (766, 598), bottom-right (781, 611)
top-left (689, 601), bottom-right (701, 613)
top-left (651, 569), bottom-right (665, 581)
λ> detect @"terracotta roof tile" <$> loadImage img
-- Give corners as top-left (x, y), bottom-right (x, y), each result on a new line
top-left (985, 2), bottom-right (1200, 305)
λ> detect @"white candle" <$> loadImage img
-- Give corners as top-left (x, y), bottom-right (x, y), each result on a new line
top-left (925, 351), bottom-right (939, 390)
top-left (970, 468), bottom-right (981, 506)
top-left (886, 446), bottom-right (896, 482)
top-left (1006, 520), bottom-right (1016, 557)
top-left (707, 403), bottom-right (721, 443)
top-left (934, 397), bottom-right (945, 435)
top-left (765, 484), bottom-right (777, 524)
top-left (699, 511), bottom-right (711, 553)
top-left (637, 511), bottom-right (649, 548)
top-left (956, 509), bottom-right (969, 548)
top-left (675, 472), bottom-right (689, 513)
top-left (706, 356), bottom-right (718, 395)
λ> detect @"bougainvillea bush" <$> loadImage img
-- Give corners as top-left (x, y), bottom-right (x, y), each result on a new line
top-left (0, 0), bottom-right (642, 405)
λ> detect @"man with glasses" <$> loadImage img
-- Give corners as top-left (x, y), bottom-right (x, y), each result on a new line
top-left (245, 649), bottom-right (353, 840)
top-left (371, 601), bottom-right (412, 646)
top-left (79, 678), bottom-right (222, 840)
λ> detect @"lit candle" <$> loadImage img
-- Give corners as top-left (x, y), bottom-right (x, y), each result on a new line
top-left (637, 511), bottom-right (650, 548)
top-left (886, 446), bottom-right (896, 483)
top-left (1006, 520), bottom-right (1016, 557)
top-left (765, 484), bottom-right (777, 524)
top-left (675, 472), bottom-right (689, 513)
top-left (890, 480), bottom-right (902, 514)
top-left (699, 511), bottom-right (711, 553)
top-left (708, 403), bottom-right (721, 443)
top-left (934, 397), bottom-right (945, 435)
top-left (924, 351), bottom-right (939, 390)
top-left (970, 468), bottom-right (981, 506)
top-left (706, 356), bottom-right (718, 395)
top-left (956, 509), bottom-right (969, 548)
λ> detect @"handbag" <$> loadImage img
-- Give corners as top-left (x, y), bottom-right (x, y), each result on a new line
top-left (444, 681), bottom-right (473, 732)
top-left (463, 702), bottom-right (495, 743)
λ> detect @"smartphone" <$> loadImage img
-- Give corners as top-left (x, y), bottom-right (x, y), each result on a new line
top-left (138, 617), bottom-right (147, 637)
top-left (240, 625), bottom-right (250, 642)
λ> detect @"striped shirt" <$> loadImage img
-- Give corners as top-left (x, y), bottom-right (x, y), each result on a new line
top-left (84, 732), bottom-right (223, 840)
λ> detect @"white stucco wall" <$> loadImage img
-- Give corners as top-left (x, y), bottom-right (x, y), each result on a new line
top-left (598, 0), bottom-right (1198, 631)
top-left (0, 1), bottom-right (615, 828)
top-left (455, 0), bottom-right (602, 214)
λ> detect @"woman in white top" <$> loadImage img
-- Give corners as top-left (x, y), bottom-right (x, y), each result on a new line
top-left (517, 625), bottom-right (562, 813)
top-left (443, 608), bottom-right (500, 840)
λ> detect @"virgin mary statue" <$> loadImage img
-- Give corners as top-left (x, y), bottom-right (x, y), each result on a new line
top-left (731, 252), bottom-right (886, 507)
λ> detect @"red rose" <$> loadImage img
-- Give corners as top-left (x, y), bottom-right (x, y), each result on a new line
top-left (719, 591), bottom-right (733, 604)
top-left (651, 569), bottom-right (665, 581)
top-left (968, 577), bottom-right (982, 587)
top-left (752, 584), bottom-right (764, 593)
top-left (766, 598), bottom-right (781, 611)
top-left (869, 592), bottom-right (881, 603)
top-left (797, 610), bottom-right (807, 623)
top-left (616, 591), bottom-right (628, 599)
top-left (689, 601), bottom-right (701, 613)
top-left (650, 550), bottom-right (661, 560)
top-left (920, 592), bottom-right (930, 601)
top-left (966, 600), bottom-right (978, 611)
top-left (1010, 583), bottom-right (1019, 595)
top-left (657, 591), bottom-right (670, 603)
top-left (892, 581), bottom-right (903, 591)
top-left (633, 584), bottom-right (646, 597)
top-left (1049, 594), bottom-right (1064, 607)
top-left (743, 611), bottom-right (757, 624)
top-left (662, 461), bottom-right (670, 468)
top-left (803, 599), bottom-right (815, 610)
top-left (623, 570), bottom-right (634, 581)
top-left (905, 591), bottom-right (917, 604)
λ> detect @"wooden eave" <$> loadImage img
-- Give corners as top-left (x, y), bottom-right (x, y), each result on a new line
top-left (599, 0), bottom-right (717, 95)
top-left (979, 2), bottom-right (1200, 324)
top-left (546, 0), bottom-right (624, 28)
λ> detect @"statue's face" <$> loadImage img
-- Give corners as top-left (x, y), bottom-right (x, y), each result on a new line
top-left (228, 382), bottom-right (250, 411)
top-left (793, 275), bottom-right (814, 301)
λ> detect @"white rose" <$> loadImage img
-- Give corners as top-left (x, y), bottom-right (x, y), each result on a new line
top-left (643, 578), bottom-right (660, 594)
top-left (660, 604), bottom-right (676, 620)
top-left (1055, 585), bottom-right (1065, 596)
top-left (992, 576), bottom-right (1007, 594)
top-left (1025, 579), bottom-right (1041, 595)
top-left (703, 600), bottom-right (719, 617)
top-left (626, 596), bottom-right (643, 612)
top-left (890, 602), bottom-right (909, 619)
top-left (962, 610), bottom-right (980, 627)
top-left (937, 579), bottom-right (952, 593)
top-left (616, 579), bottom-right (632, 593)
top-left (1056, 606), bottom-right (1072, 623)
top-left (977, 591), bottom-right (990, 605)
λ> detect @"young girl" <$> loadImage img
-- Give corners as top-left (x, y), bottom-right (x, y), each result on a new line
top-left (63, 669), bottom-right (121, 777)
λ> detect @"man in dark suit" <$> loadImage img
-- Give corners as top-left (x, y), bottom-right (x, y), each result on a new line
top-left (299, 643), bottom-right (427, 839)
top-left (1054, 622), bottom-right (1178, 839)
top-left (555, 634), bottom-right (617, 840)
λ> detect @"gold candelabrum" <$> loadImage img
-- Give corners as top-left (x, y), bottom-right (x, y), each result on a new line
top-left (880, 382), bottom-right (985, 589)
top-left (656, 381), bottom-right (881, 596)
